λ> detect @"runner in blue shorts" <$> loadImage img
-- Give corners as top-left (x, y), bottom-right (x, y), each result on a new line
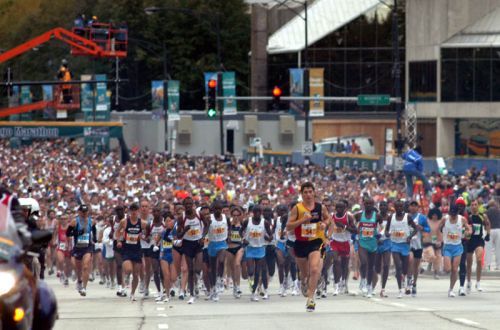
top-left (439, 205), bottom-right (472, 297)
top-left (159, 213), bottom-right (176, 302)
top-left (386, 200), bottom-right (418, 298)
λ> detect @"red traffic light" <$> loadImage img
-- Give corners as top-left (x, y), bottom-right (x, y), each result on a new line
top-left (208, 79), bottom-right (217, 89)
top-left (272, 86), bottom-right (282, 97)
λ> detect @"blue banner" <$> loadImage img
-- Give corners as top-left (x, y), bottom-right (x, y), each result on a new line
top-left (152, 80), bottom-right (165, 120)
top-left (289, 68), bottom-right (304, 115)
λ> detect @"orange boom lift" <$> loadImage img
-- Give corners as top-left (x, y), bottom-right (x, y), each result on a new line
top-left (0, 24), bottom-right (128, 118)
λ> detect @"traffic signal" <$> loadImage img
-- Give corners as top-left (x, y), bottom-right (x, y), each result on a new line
top-left (207, 79), bottom-right (217, 118)
top-left (272, 86), bottom-right (282, 110)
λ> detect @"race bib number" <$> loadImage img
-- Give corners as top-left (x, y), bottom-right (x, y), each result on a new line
top-left (361, 227), bottom-right (374, 238)
top-left (213, 227), bottom-right (226, 235)
top-left (188, 228), bottom-right (201, 237)
top-left (77, 233), bottom-right (90, 245)
top-left (162, 241), bottom-right (173, 249)
top-left (391, 231), bottom-right (406, 239)
top-left (126, 233), bottom-right (140, 244)
top-left (58, 242), bottom-right (67, 251)
top-left (473, 224), bottom-right (481, 235)
top-left (447, 233), bottom-right (459, 241)
top-left (301, 223), bottom-right (317, 238)
top-left (231, 231), bottom-right (242, 242)
top-left (250, 231), bottom-right (262, 239)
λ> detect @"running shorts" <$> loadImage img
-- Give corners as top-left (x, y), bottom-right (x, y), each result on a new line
top-left (443, 244), bottom-right (464, 258)
top-left (72, 246), bottom-right (93, 260)
top-left (467, 238), bottom-right (485, 253)
top-left (377, 239), bottom-right (392, 254)
top-left (294, 239), bottom-right (323, 259)
top-left (245, 246), bottom-right (265, 259)
top-left (391, 242), bottom-right (410, 257)
top-left (208, 240), bottom-right (228, 258)
top-left (227, 245), bottom-right (242, 256)
top-left (411, 248), bottom-right (423, 259)
top-left (182, 240), bottom-right (202, 258)
top-left (330, 240), bottom-right (350, 257)
top-left (122, 249), bottom-right (143, 264)
top-left (161, 250), bottom-right (173, 264)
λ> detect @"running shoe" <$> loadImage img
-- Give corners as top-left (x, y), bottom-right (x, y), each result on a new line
top-left (170, 289), bottom-right (176, 297)
top-left (130, 294), bottom-right (137, 302)
top-left (291, 284), bottom-right (299, 296)
top-left (466, 281), bottom-right (471, 294)
top-left (448, 290), bottom-right (456, 298)
top-left (263, 290), bottom-right (269, 300)
top-left (405, 286), bottom-right (411, 295)
top-left (139, 282), bottom-right (145, 294)
top-left (188, 296), bottom-right (195, 304)
top-left (476, 282), bottom-right (483, 292)
top-left (366, 286), bottom-right (373, 299)
top-left (251, 293), bottom-right (259, 302)
top-left (306, 299), bottom-right (316, 312)
top-left (333, 284), bottom-right (339, 296)
top-left (155, 295), bottom-right (164, 302)
top-left (397, 289), bottom-right (403, 299)
top-left (79, 288), bottom-right (86, 297)
top-left (459, 287), bottom-right (466, 296)
top-left (178, 291), bottom-right (185, 300)
top-left (411, 285), bottom-right (417, 297)
top-left (212, 292), bottom-right (219, 302)
top-left (380, 289), bottom-right (388, 298)
top-left (321, 288), bottom-right (327, 298)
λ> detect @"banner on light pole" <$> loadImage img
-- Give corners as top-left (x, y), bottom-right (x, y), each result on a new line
top-left (309, 68), bottom-right (324, 117)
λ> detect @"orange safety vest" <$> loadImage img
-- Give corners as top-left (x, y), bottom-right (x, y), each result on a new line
top-left (60, 67), bottom-right (72, 90)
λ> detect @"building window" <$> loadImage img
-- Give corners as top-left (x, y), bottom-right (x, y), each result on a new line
top-left (409, 61), bottom-right (437, 102)
top-left (441, 47), bottom-right (499, 102)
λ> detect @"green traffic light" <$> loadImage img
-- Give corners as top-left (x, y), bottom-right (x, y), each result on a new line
top-left (207, 108), bottom-right (217, 118)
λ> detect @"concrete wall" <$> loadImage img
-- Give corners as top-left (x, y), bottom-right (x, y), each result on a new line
top-left (173, 113), bottom-right (309, 156)
top-left (110, 111), bottom-right (166, 152)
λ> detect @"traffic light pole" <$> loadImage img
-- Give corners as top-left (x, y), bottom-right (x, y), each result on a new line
top-left (218, 72), bottom-right (224, 156)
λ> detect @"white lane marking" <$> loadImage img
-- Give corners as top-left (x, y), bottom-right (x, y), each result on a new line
top-left (417, 307), bottom-right (433, 312)
top-left (157, 313), bottom-right (168, 317)
top-left (454, 318), bottom-right (480, 327)
top-left (158, 324), bottom-right (169, 329)
top-left (156, 307), bottom-right (165, 311)
top-left (390, 302), bottom-right (407, 308)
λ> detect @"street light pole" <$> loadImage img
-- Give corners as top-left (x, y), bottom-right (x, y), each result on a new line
top-left (392, 0), bottom-right (403, 156)
top-left (303, 0), bottom-right (310, 142)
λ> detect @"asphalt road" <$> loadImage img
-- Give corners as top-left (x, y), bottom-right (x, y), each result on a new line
top-left (50, 273), bottom-right (500, 330)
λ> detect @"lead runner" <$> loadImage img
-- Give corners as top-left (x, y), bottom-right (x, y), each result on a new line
top-left (286, 182), bottom-right (331, 312)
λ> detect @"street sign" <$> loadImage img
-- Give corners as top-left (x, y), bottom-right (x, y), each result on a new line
top-left (302, 141), bottom-right (313, 156)
top-left (357, 94), bottom-right (391, 106)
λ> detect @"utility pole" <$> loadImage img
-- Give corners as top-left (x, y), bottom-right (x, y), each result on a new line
top-left (304, 0), bottom-right (310, 142)
top-left (393, 0), bottom-right (403, 155)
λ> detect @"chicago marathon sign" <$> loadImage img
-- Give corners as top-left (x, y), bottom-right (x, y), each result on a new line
top-left (0, 125), bottom-right (123, 139)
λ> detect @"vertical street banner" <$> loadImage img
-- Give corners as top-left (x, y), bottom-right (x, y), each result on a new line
top-left (42, 85), bottom-right (56, 119)
top-left (81, 74), bottom-right (93, 113)
top-left (222, 71), bottom-right (237, 115)
top-left (308, 68), bottom-right (324, 117)
top-left (151, 80), bottom-right (165, 120)
top-left (167, 80), bottom-right (180, 121)
top-left (289, 68), bottom-right (304, 115)
top-left (95, 74), bottom-right (109, 114)
top-left (20, 86), bottom-right (32, 121)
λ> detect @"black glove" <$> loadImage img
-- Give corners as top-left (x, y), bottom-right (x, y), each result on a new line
top-left (485, 234), bottom-right (490, 242)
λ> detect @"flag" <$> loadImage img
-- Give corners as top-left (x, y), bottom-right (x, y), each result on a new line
top-left (215, 175), bottom-right (225, 190)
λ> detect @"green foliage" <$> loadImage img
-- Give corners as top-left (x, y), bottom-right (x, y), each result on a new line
top-left (0, 0), bottom-right (250, 110)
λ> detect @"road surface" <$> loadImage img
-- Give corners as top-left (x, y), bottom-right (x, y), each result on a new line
top-left (51, 274), bottom-right (500, 330)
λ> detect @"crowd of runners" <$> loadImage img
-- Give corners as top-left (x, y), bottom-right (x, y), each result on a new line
top-left (1, 140), bottom-right (499, 312)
